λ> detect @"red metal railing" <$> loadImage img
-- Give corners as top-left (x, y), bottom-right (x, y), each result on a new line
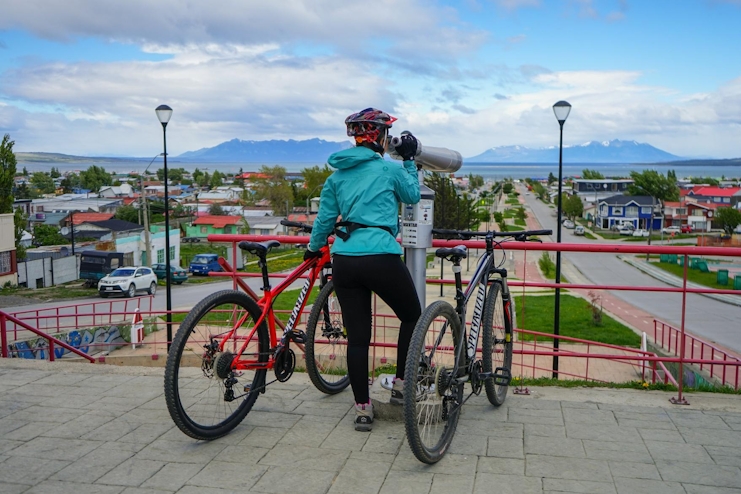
top-left (2, 234), bottom-right (740, 404)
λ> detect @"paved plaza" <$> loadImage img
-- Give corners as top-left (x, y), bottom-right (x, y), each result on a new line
top-left (1, 358), bottom-right (740, 494)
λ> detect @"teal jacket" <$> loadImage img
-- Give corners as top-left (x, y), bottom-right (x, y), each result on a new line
top-left (308, 146), bottom-right (420, 256)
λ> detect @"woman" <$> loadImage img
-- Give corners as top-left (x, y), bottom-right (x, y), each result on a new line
top-left (305, 108), bottom-right (421, 431)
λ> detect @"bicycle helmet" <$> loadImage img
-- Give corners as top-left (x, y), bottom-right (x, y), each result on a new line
top-left (345, 107), bottom-right (397, 152)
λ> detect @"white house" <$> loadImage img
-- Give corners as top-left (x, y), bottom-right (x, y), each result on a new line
top-left (0, 213), bottom-right (17, 287)
top-left (99, 184), bottom-right (134, 198)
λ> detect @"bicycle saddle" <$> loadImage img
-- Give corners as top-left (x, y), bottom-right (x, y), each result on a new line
top-left (435, 245), bottom-right (467, 260)
top-left (238, 240), bottom-right (281, 256)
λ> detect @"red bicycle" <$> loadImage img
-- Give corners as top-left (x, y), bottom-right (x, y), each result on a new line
top-left (165, 220), bottom-right (349, 440)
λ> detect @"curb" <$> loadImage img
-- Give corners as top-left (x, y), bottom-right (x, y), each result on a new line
top-left (621, 256), bottom-right (741, 308)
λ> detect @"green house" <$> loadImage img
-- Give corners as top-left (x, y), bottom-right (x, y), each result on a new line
top-left (186, 215), bottom-right (247, 238)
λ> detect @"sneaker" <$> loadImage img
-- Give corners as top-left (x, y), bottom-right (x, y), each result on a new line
top-left (390, 378), bottom-right (404, 405)
top-left (354, 402), bottom-right (373, 431)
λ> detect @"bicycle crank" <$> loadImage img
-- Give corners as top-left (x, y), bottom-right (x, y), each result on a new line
top-left (274, 348), bottom-right (296, 382)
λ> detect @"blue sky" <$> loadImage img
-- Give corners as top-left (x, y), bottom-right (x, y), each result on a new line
top-left (1, 0), bottom-right (740, 159)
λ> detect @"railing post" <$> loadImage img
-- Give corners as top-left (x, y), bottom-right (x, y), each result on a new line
top-left (670, 254), bottom-right (690, 405)
top-left (49, 340), bottom-right (55, 362)
top-left (1, 313), bottom-right (8, 358)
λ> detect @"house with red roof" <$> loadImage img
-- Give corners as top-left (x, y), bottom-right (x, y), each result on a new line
top-left (185, 215), bottom-right (247, 238)
top-left (686, 186), bottom-right (741, 206)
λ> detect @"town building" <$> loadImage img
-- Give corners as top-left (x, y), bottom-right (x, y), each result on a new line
top-left (596, 195), bottom-right (662, 230)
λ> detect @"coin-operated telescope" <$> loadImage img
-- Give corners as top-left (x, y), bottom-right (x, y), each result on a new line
top-left (389, 132), bottom-right (462, 173)
top-left (390, 132), bottom-right (462, 307)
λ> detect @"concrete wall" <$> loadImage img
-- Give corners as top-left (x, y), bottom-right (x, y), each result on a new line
top-left (17, 255), bottom-right (78, 289)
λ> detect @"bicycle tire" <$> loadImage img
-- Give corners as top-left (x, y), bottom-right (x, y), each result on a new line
top-left (304, 280), bottom-right (350, 394)
top-left (164, 289), bottom-right (269, 440)
top-left (403, 300), bottom-right (464, 464)
top-left (482, 281), bottom-right (513, 406)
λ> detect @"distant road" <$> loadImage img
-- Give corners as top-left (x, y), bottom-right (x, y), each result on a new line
top-left (519, 185), bottom-right (741, 355)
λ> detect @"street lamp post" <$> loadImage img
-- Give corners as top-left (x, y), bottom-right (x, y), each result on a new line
top-left (156, 104), bottom-right (173, 352)
top-left (552, 100), bottom-right (571, 379)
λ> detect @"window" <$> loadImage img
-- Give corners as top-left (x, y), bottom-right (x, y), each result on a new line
top-left (612, 183), bottom-right (618, 191)
top-left (200, 226), bottom-right (208, 234)
top-left (641, 207), bottom-right (652, 214)
top-left (626, 206), bottom-right (638, 217)
top-left (141, 268), bottom-right (152, 275)
top-left (157, 249), bottom-right (165, 263)
top-left (676, 208), bottom-right (686, 215)
top-left (169, 246), bottom-right (176, 262)
top-left (612, 207), bottom-right (623, 215)
top-left (0, 251), bottom-right (12, 275)
top-left (110, 258), bottom-right (120, 269)
top-left (224, 225), bottom-right (232, 234)
top-left (724, 198), bottom-right (730, 203)
top-left (260, 229), bottom-right (270, 235)
top-left (600, 205), bottom-right (607, 215)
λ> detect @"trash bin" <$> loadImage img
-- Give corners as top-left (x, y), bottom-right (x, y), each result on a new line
top-left (660, 254), bottom-right (668, 263)
top-left (697, 261), bottom-right (709, 273)
top-left (678, 256), bottom-right (685, 267)
top-left (735, 275), bottom-right (741, 290)
top-left (717, 269), bottom-right (729, 286)
top-left (690, 257), bottom-right (700, 269)
top-left (668, 254), bottom-right (678, 264)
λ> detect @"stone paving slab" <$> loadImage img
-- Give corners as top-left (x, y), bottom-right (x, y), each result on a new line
top-left (1, 359), bottom-right (741, 493)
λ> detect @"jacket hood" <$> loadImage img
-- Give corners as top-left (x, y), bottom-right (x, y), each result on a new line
top-left (327, 145), bottom-right (380, 170)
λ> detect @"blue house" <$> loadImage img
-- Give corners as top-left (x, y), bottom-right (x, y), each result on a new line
top-left (597, 195), bottom-right (662, 230)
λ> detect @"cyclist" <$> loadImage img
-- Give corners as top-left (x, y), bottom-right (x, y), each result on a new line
top-left (305, 107), bottom-right (421, 431)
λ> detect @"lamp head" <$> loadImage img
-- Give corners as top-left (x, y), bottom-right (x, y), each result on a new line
top-left (552, 100), bottom-right (571, 124)
top-left (156, 105), bottom-right (173, 125)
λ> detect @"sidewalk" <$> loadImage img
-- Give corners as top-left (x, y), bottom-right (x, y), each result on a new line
top-left (1, 358), bottom-right (740, 493)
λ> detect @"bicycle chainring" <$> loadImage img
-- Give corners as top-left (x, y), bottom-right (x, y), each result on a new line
top-left (470, 360), bottom-right (484, 395)
top-left (274, 348), bottom-right (296, 382)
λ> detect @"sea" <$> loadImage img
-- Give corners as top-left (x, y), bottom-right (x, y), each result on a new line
top-left (18, 159), bottom-right (741, 181)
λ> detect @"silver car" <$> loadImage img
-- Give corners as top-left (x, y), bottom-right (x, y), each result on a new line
top-left (98, 267), bottom-right (158, 298)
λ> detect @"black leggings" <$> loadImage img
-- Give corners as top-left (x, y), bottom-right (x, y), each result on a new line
top-left (332, 254), bottom-right (421, 404)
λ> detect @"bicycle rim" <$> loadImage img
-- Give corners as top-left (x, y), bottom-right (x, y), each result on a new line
top-left (483, 281), bottom-right (513, 406)
top-left (164, 290), bottom-right (269, 440)
top-left (403, 301), bottom-right (463, 464)
top-left (305, 280), bottom-right (350, 394)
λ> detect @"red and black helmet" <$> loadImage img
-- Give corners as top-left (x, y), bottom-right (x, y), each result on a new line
top-left (345, 108), bottom-right (397, 146)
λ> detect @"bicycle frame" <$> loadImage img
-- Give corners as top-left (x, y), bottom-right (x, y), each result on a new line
top-left (218, 245), bottom-right (333, 372)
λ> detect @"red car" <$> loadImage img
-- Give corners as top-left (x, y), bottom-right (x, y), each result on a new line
top-left (681, 225), bottom-right (693, 233)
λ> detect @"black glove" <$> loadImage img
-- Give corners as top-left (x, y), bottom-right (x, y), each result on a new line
top-left (394, 133), bottom-right (418, 161)
top-left (303, 249), bottom-right (323, 261)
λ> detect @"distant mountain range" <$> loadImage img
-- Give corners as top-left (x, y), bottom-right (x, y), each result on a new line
top-left (467, 139), bottom-right (682, 163)
top-left (177, 138), bottom-right (352, 162)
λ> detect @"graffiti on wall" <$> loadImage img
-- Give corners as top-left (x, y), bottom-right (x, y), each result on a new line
top-left (6, 326), bottom-right (126, 359)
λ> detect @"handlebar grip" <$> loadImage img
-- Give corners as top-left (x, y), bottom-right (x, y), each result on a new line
top-left (525, 230), bottom-right (552, 236)
top-left (280, 219), bottom-right (304, 228)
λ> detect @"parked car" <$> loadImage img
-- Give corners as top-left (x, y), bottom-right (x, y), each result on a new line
top-left (98, 267), bottom-right (158, 298)
top-left (681, 224), bottom-right (693, 233)
top-left (80, 251), bottom-right (125, 287)
top-left (618, 225), bottom-right (635, 236)
top-left (151, 263), bottom-right (189, 284)
top-left (632, 228), bottom-right (650, 237)
top-left (562, 219), bottom-right (575, 229)
top-left (573, 225), bottom-right (585, 236)
top-left (662, 226), bottom-right (681, 234)
top-left (611, 223), bottom-right (635, 232)
top-left (188, 253), bottom-right (223, 275)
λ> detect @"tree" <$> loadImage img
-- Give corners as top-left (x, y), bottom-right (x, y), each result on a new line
top-left (301, 165), bottom-right (333, 194)
top-left (22, 166), bottom-right (28, 176)
top-left (209, 170), bottom-right (224, 188)
top-left (114, 205), bottom-right (141, 224)
top-left (50, 167), bottom-right (61, 178)
top-left (0, 134), bottom-right (17, 214)
top-left (253, 166), bottom-right (294, 216)
top-left (582, 169), bottom-right (605, 180)
top-left (547, 172), bottom-right (557, 185)
top-left (502, 182), bottom-right (513, 194)
top-left (192, 168), bottom-right (204, 184)
top-left (208, 203), bottom-right (226, 215)
top-left (690, 176), bottom-right (719, 186)
top-left (30, 172), bottom-right (56, 194)
top-left (156, 167), bottom-right (184, 183)
top-left (627, 170), bottom-right (679, 202)
top-left (14, 208), bottom-right (27, 261)
top-left (60, 173), bottom-right (81, 193)
top-left (33, 224), bottom-right (68, 246)
top-left (715, 207), bottom-right (741, 235)
top-left (468, 173), bottom-right (484, 191)
top-left (15, 183), bottom-right (38, 200)
top-left (563, 194), bottom-right (584, 220)
top-left (515, 206), bottom-right (527, 222)
top-left (80, 165), bottom-right (112, 192)
top-left (424, 173), bottom-right (480, 231)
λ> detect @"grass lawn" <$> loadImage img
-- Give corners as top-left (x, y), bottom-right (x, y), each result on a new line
top-left (1, 281), bottom-right (98, 301)
top-left (651, 261), bottom-right (732, 290)
top-left (515, 218), bottom-right (526, 226)
top-left (515, 293), bottom-right (641, 347)
top-left (584, 232), bottom-right (597, 240)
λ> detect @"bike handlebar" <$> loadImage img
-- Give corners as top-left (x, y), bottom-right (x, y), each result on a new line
top-left (432, 228), bottom-right (552, 240)
top-left (280, 219), bottom-right (313, 233)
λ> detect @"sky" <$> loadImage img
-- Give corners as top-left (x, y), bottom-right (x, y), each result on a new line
top-left (1, 0), bottom-right (741, 160)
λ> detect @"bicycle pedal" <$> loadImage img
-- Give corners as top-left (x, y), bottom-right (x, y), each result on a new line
top-left (290, 331), bottom-right (307, 344)
top-left (493, 367), bottom-right (512, 386)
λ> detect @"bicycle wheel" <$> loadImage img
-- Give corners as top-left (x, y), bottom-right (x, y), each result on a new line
top-left (403, 300), bottom-right (464, 464)
top-left (482, 280), bottom-right (514, 406)
top-left (305, 280), bottom-right (350, 394)
top-left (164, 290), bottom-right (269, 440)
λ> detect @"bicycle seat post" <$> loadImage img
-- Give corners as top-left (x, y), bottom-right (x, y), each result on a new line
top-left (258, 256), bottom-right (271, 291)
top-left (451, 260), bottom-right (465, 312)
